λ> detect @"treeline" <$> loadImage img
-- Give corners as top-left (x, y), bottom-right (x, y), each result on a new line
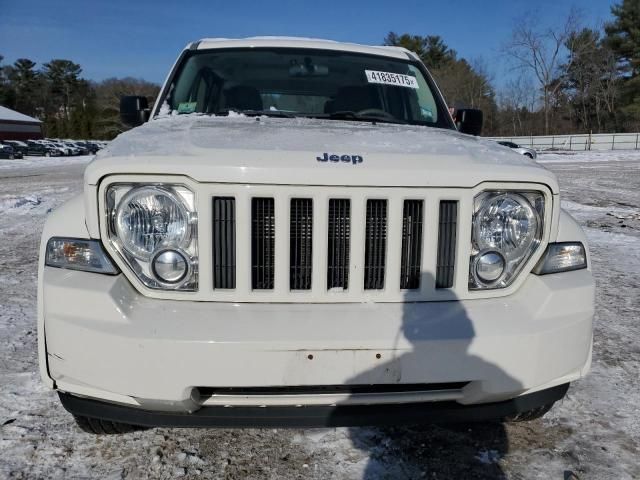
top-left (385, 0), bottom-right (640, 136)
top-left (0, 58), bottom-right (159, 140)
top-left (384, 33), bottom-right (499, 133)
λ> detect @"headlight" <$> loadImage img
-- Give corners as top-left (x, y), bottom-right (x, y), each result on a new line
top-left (106, 184), bottom-right (198, 291)
top-left (470, 191), bottom-right (544, 289)
top-left (115, 186), bottom-right (191, 260)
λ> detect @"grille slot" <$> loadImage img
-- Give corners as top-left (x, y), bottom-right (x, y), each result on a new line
top-left (436, 200), bottom-right (458, 288)
top-left (327, 199), bottom-right (351, 289)
top-left (400, 200), bottom-right (423, 289)
top-left (212, 197), bottom-right (236, 289)
top-left (290, 198), bottom-right (313, 290)
top-left (364, 199), bottom-right (387, 290)
top-left (251, 197), bottom-right (275, 290)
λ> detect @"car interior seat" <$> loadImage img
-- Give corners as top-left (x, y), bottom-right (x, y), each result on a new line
top-left (222, 85), bottom-right (263, 111)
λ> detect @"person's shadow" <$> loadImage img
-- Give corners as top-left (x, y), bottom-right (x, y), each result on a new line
top-left (332, 272), bottom-right (522, 479)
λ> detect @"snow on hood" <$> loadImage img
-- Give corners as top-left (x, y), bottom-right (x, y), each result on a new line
top-left (87, 115), bottom-right (557, 191)
top-left (101, 115), bottom-right (529, 161)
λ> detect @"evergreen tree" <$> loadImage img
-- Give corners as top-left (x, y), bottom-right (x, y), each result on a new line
top-left (0, 55), bottom-right (17, 109)
top-left (9, 58), bottom-right (40, 117)
top-left (384, 32), bottom-right (455, 68)
top-left (605, 0), bottom-right (640, 125)
top-left (41, 59), bottom-right (83, 136)
top-left (563, 29), bottom-right (620, 132)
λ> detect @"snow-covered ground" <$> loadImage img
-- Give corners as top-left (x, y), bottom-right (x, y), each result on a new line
top-left (0, 154), bottom-right (93, 172)
top-left (1, 152), bottom-right (638, 479)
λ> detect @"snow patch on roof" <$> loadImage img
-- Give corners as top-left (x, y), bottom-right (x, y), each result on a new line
top-left (0, 106), bottom-right (42, 123)
top-left (194, 37), bottom-right (410, 59)
top-left (200, 36), bottom-right (341, 43)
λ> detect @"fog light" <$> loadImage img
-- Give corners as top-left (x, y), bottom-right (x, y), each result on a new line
top-left (151, 249), bottom-right (189, 284)
top-left (475, 251), bottom-right (505, 283)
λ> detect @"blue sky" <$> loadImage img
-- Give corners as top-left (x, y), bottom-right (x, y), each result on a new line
top-left (0, 0), bottom-right (617, 86)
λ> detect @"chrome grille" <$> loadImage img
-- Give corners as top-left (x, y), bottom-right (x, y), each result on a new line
top-left (212, 197), bottom-right (236, 289)
top-left (400, 200), bottom-right (423, 289)
top-left (364, 199), bottom-right (387, 290)
top-left (207, 187), bottom-right (464, 302)
top-left (436, 200), bottom-right (458, 289)
top-left (290, 198), bottom-right (313, 290)
top-left (251, 197), bottom-right (275, 290)
top-left (327, 199), bottom-right (351, 290)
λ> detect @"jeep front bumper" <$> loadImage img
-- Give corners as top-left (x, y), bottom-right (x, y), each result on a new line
top-left (40, 263), bottom-right (594, 426)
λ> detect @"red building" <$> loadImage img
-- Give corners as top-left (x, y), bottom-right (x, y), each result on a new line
top-left (0, 106), bottom-right (43, 141)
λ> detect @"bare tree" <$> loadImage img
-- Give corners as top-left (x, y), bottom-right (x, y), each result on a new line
top-left (498, 75), bottom-right (537, 136)
top-left (504, 9), bottom-right (581, 134)
top-left (597, 48), bottom-right (620, 129)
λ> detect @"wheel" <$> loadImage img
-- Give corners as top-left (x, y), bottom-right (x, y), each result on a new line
top-left (504, 403), bottom-right (554, 422)
top-left (45, 152), bottom-right (51, 157)
top-left (524, 152), bottom-right (533, 159)
top-left (73, 415), bottom-right (148, 434)
top-left (9, 154), bottom-right (14, 160)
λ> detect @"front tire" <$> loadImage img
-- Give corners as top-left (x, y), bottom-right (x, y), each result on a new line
top-left (73, 415), bottom-right (148, 434)
top-left (524, 152), bottom-right (533, 159)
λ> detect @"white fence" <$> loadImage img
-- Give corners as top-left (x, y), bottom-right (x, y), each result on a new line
top-left (488, 133), bottom-right (640, 151)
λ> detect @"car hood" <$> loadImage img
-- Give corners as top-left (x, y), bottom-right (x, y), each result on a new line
top-left (86, 115), bottom-right (557, 192)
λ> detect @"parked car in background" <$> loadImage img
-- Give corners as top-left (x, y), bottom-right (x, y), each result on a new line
top-left (2, 140), bottom-right (29, 156)
top-left (42, 140), bottom-right (70, 156)
top-left (25, 140), bottom-right (60, 157)
top-left (38, 140), bottom-right (69, 157)
top-left (497, 141), bottom-right (537, 159)
top-left (76, 141), bottom-right (100, 154)
top-left (0, 143), bottom-right (23, 159)
top-left (61, 141), bottom-right (89, 155)
top-left (1, 138), bottom-right (105, 157)
top-left (73, 142), bottom-right (90, 155)
top-left (53, 142), bottom-right (74, 156)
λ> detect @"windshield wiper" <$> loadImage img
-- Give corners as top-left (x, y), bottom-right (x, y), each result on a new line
top-left (322, 111), bottom-right (406, 125)
top-left (216, 109), bottom-right (296, 118)
top-left (214, 109), bottom-right (405, 124)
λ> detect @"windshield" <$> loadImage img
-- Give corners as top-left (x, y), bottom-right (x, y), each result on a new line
top-left (161, 48), bottom-right (452, 128)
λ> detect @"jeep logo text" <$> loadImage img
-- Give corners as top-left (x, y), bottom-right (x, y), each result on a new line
top-left (316, 152), bottom-right (363, 164)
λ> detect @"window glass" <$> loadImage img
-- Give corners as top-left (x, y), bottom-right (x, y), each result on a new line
top-left (165, 48), bottom-right (451, 127)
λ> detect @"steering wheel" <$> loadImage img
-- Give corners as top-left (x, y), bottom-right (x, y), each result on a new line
top-left (356, 108), bottom-right (396, 119)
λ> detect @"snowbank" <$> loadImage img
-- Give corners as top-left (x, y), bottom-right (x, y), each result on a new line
top-left (537, 149), bottom-right (640, 164)
top-left (0, 155), bottom-right (93, 171)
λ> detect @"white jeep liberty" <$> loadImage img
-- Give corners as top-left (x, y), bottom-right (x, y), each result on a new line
top-left (38, 37), bottom-right (595, 434)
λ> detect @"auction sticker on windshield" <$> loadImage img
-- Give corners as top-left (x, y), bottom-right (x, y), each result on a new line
top-left (365, 70), bottom-right (419, 89)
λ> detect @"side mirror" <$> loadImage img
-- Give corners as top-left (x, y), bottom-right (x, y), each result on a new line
top-left (120, 96), bottom-right (150, 127)
top-left (455, 109), bottom-right (483, 136)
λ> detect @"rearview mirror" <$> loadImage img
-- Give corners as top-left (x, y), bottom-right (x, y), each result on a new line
top-left (455, 109), bottom-right (483, 136)
top-left (120, 96), bottom-right (150, 127)
top-left (289, 62), bottom-right (329, 77)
